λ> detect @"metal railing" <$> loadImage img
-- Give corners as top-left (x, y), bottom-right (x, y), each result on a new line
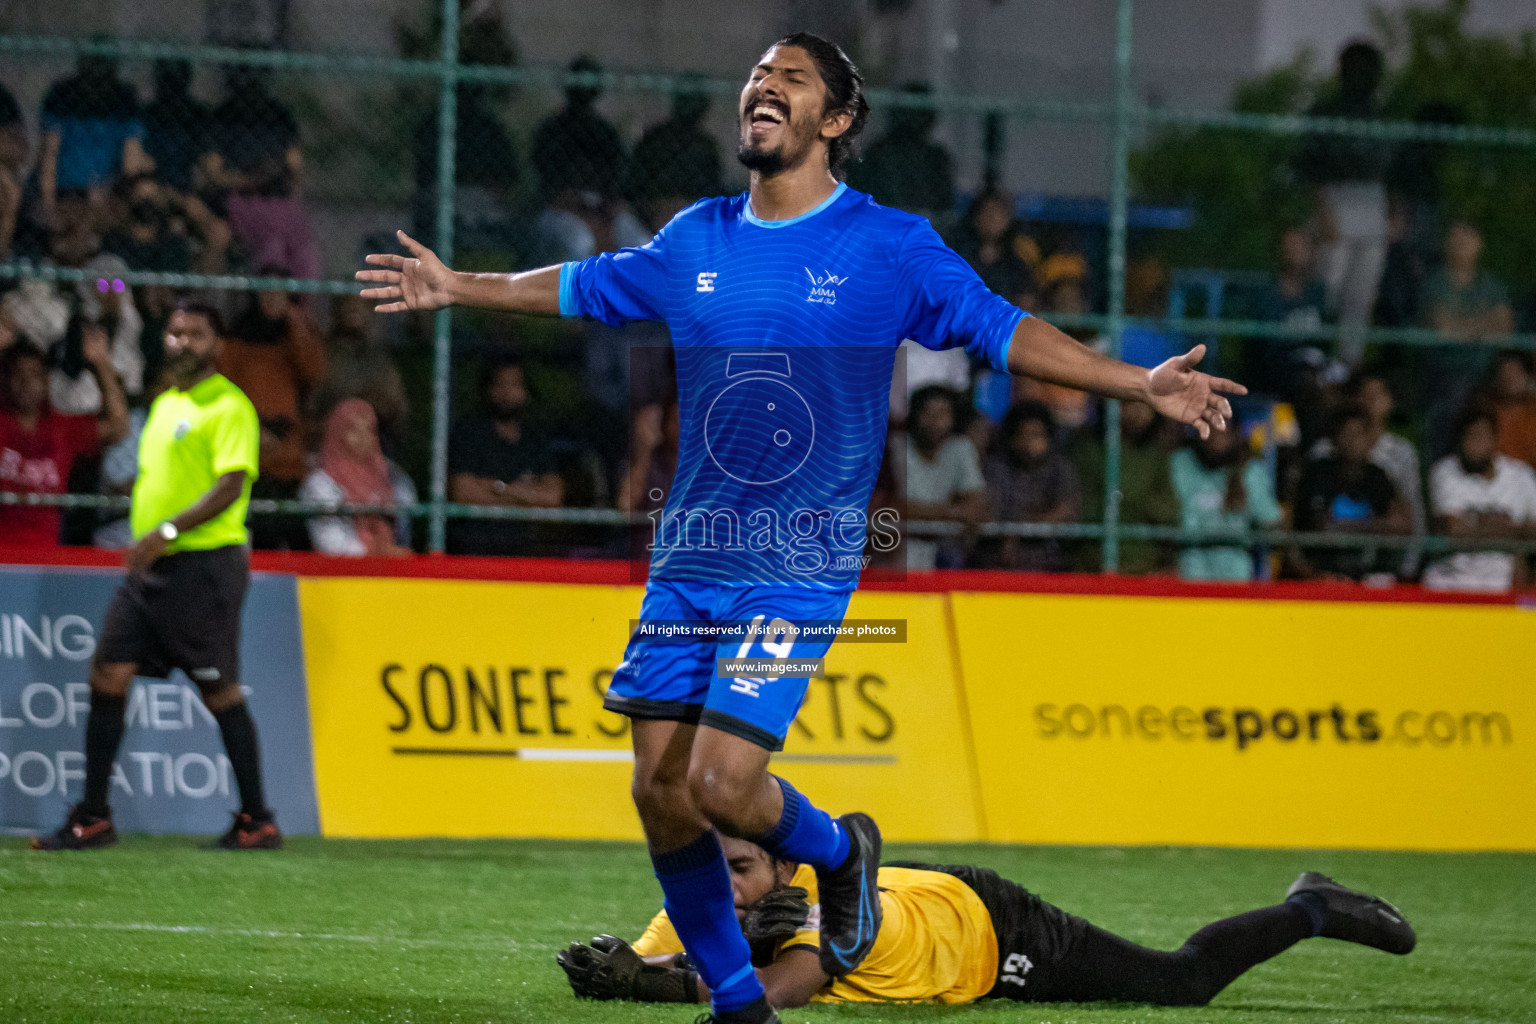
top-left (3, 0), bottom-right (1535, 575)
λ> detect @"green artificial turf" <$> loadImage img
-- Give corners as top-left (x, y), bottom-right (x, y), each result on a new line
top-left (1, 837), bottom-right (1531, 1023)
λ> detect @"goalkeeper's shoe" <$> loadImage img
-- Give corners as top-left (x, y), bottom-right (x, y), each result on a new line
top-left (815, 812), bottom-right (883, 976)
top-left (31, 803), bottom-right (118, 851)
top-left (212, 811), bottom-right (283, 851)
top-left (693, 996), bottom-right (779, 1024)
top-left (1286, 872), bottom-right (1416, 954)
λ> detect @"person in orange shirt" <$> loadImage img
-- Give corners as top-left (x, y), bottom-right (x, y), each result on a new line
top-left (558, 835), bottom-right (1416, 1010)
top-left (219, 273), bottom-right (327, 548)
top-left (1489, 350), bottom-right (1536, 469)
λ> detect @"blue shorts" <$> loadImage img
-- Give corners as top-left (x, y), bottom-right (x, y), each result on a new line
top-left (604, 581), bottom-right (854, 751)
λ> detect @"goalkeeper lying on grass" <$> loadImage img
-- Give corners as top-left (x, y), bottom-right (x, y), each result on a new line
top-left (558, 835), bottom-right (1415, 1009)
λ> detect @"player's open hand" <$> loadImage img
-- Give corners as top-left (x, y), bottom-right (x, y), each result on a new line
top-left (355, 230), bottom-right (455, 313)
top-left (742, 885), bottom-right (812, 946)
top-left (1145, 344), bottom-right (1246, 440)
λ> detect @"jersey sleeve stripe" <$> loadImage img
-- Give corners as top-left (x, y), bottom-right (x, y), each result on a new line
top-left (558, 261), bottom-right (580, 317)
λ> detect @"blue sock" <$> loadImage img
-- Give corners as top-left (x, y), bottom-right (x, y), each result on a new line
top-left (651, 831), bottom-right (764, 1013)
top-left (1286, 891), bottom-right (1328, 936)
top-left (754, 776), bottom-right (851, 871)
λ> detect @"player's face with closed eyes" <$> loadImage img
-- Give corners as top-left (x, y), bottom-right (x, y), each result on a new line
top-left (739, 45), bottom-right (828, 174)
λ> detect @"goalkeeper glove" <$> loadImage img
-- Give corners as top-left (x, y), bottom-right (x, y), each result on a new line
top-left (742, 885), bottom-right (812, 947)
top-left (557, 934), bottom-right (701, 1003)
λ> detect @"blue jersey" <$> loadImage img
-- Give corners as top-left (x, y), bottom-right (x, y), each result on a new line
top-left (561, 183), bottom-right (1026, 589)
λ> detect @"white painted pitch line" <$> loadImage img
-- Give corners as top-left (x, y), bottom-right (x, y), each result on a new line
top-left (518, 748), bottom-right (634, 762)
top-left (0, 919), bottom-right (528, 952)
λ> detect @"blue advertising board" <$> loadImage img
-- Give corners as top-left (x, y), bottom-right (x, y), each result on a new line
top-left (0, 565), bottom-right (319, 836)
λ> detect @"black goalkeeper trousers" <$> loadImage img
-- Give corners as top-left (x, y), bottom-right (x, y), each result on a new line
top-left (1027, 904), bottom-right (1314, 1006)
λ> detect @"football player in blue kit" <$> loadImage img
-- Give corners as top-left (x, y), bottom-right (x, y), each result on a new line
top-left (359, 32), bottom-right (1244, 1024)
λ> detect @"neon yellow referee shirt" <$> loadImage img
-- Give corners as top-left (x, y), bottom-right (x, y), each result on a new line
top-left (131, 373), bottom-right (260, 553)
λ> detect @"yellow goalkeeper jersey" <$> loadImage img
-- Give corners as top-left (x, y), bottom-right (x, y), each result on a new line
top-left (632, 863), bottom-right (998, 1004)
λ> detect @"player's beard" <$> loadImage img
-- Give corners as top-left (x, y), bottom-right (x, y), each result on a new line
top-left (168, 348), bottom-right (215, 385)
top-left (737, 117), bottom-right (817, 176)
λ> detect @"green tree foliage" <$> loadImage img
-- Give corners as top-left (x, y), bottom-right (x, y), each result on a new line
top-left (1378, 0), bottom-right (1536, 304)
top-left (1130, 55), bottom-right (1316, 275)
top-left (1133, 0), bottom-right (1536, 303)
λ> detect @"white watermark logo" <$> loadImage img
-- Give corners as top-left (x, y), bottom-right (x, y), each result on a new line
top-left (704, 352), bottom-right (816, 485)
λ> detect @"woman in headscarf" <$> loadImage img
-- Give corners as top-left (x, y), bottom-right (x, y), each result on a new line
top-left (299, 398), bottom-right (416, 556)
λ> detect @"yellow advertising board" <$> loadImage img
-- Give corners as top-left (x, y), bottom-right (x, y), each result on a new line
top-left (952, 592), bottom-right (1536, 850)
top-left (299, 578), bottom-right (978, 840)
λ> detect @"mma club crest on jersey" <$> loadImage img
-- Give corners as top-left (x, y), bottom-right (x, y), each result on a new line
top-left (805, 268), bottom-right (848, 304)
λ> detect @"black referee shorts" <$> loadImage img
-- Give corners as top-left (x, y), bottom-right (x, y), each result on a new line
top-left (97, 545), bottom-right (251, 688)
top-left (884, 861), bottom-right (1089, 1002)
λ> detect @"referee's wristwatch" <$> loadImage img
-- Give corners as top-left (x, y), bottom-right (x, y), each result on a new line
top-left (491, 480), bottom-right (508, 496)
top-left (157, 521), bottom-right (179, 542)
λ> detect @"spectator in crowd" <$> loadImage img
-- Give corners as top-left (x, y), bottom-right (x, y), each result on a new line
top-left (1377, 101), bottom-right (1461, 329)
top-left (1486, 351), bottom-right (1536, 469)
top-left (1071, 398), bottom-right (1180, 575)
top-left (311, 293), bottom-right (409, 452)
top-left (102, 173), bottom-right (191, 271)
top-left (94, 368), bottom-right (173, 549)
top-left (1170, 425), bottom-right (1282, 582)
top-left (2, 277), bottom-right (70, 367)
top-left (1309, 372), bottom-right (1425, 577)
top-left (299, 399), bottom-right (415, 556)
top-left (0, 81), bottom-right (26, 258)
top-left (1291, 403), bottom-right (1410, 581)
top-left (1423, 220), bottom-right (1515, 457)
top-left (849, 83), bottom-right (955, 222)
top-left (0, 333), bottom-right (128, 546)
top-left (629, 75), bottom-right (722, 230)
top-left (979, 400), bottom-right (1080, 572)
top-left (103, 171), bottom-right (231, 275)
top-left (532, 55), bottom-right (629, 261)
top-left (616, 399), bottom-right (679, 515)
top-left (1424, 220), bottom-right (1514, 342)
top-left (48, 254), bottom-right (144, 416)
top-left (142, 59), bottom-right (211, 195)
top-left (447, 352), bottom-right (564, 556)
top-left (899, 385), bottom-right (985, 571)
top-left (38, 54), bottom-right (152, 228)
top-left (404, 0), bottom-right (519, 248)
top-left (950, 189), bottom-right (1034, 308)
top-left (1295, 41), bottom-right (1392, 366)
top-left (221, 278), bottom-right (328, 548)
top-left (413, 80), bottom-right (520, 250)
top-left (1424, 408), bottom-right (1536, 593)
top-left (533, 55), bottom-right (626, 202)
top-left (1252, 226), bottom-right (1331, 398)
top-left (202, 66), bottom-right (318, 280)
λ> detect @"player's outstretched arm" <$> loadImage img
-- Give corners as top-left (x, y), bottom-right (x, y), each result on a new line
top-left (1005, 316), bottom-right (1245, 439)
top-left (356, 230), bottom-right (562, 316)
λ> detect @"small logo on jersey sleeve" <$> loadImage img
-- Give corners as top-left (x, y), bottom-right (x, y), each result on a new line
top-left (804, 268), bottom-right (848, 305)
top-left (696, 272), bottom-right (718, 293)
top-left (174, 419), bottom-right (192, 440)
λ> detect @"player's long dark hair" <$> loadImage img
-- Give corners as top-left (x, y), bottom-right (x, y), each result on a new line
top-left (776, 32), bottom-right (869, 180)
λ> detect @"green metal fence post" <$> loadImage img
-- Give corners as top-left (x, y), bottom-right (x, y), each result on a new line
top-left (1102, 0), bottom-right (1134, 573)
top-left (428, 0), bottom-right (460, 554)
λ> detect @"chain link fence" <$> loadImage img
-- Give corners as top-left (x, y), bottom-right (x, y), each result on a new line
top-left (2, 0), bottom-right (1535, 587)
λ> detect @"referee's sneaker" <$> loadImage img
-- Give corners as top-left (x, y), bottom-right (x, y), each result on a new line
top-left (35, 301), bottom-right (282, 852)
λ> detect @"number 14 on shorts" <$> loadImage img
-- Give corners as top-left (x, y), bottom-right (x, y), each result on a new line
top-left (728, 615), bottom-right (799, 698)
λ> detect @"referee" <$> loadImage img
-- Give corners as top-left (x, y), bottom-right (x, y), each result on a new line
top-left (34, 300), bottom-right (281, 852)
